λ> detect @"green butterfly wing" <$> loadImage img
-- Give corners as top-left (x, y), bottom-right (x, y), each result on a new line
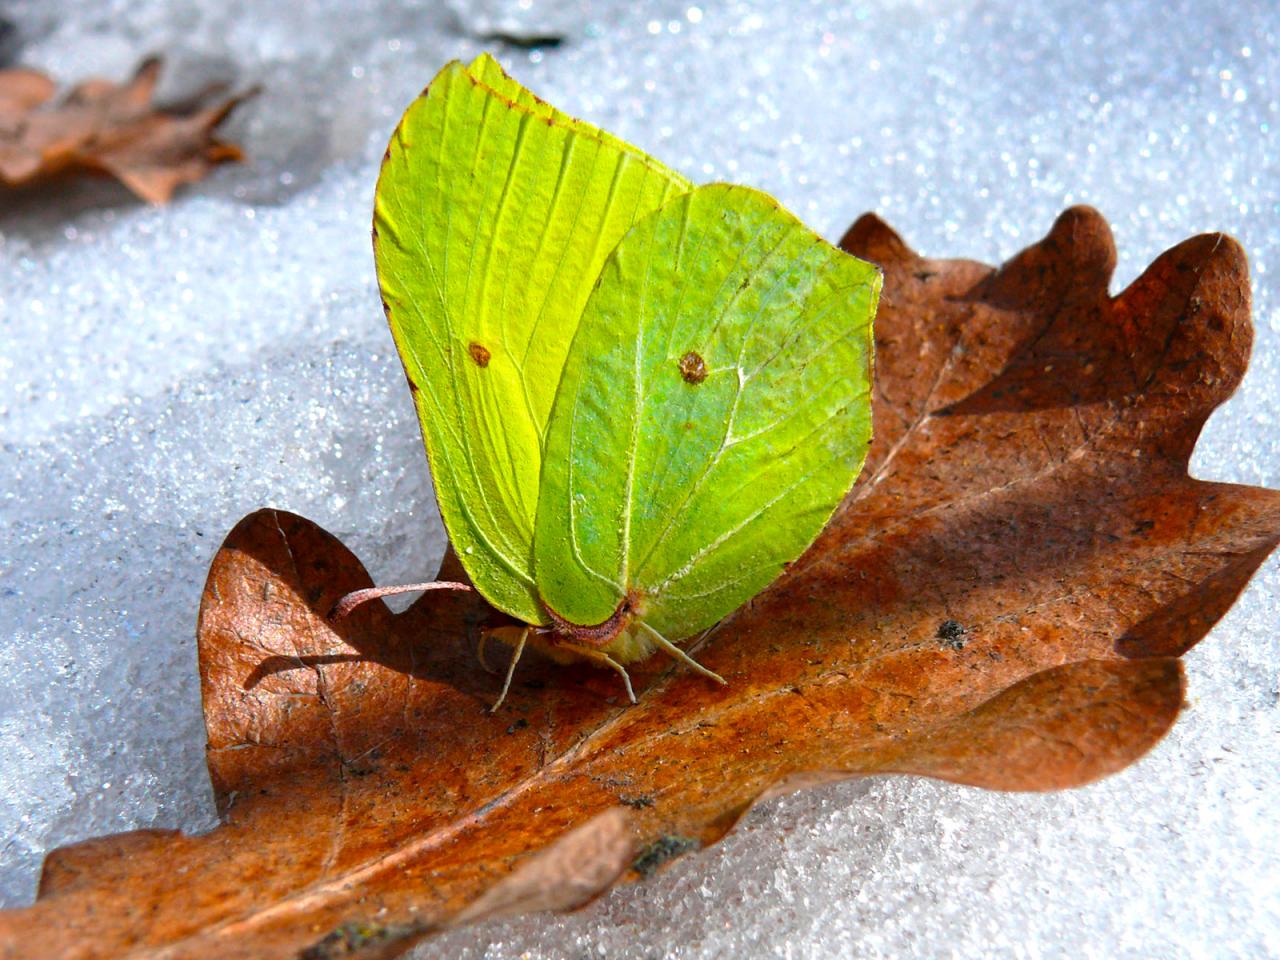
top-left (534, 183), bottom-right (880, 642)
top-left (463, 54), bottom-right (663, 167)
top-left (374, 56), bottom-right (691, 624)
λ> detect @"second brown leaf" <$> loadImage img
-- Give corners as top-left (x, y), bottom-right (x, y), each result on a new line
top-left (0, 56), bottom-right (254, 205)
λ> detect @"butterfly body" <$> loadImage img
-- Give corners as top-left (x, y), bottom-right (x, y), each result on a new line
top-left (517, 623), bottom-right (659, 669)
top-left (365, 54), bottom-right (880, 705)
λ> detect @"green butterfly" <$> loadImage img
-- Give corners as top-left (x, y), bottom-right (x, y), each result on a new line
top-left (335, 54), bottom-right (881, 709)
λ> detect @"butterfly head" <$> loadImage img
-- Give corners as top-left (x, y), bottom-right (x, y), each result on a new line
top-left (541, 590), bottom-right (645, 651)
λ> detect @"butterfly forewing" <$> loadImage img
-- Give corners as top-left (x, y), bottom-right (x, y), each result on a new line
top-left (534, 183), bottom-right (880, 638)
top-left (464, 54), bottom-right (683, 174)
top-left (374, 59), bottom-right (691, 624)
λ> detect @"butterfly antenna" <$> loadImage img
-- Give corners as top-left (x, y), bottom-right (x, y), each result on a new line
top-left (490, 626), bottom-right (530, 713)
top-left (637, 621), bottom-right (726, 686)
top-left (329, 581), bottom-right (472, 620)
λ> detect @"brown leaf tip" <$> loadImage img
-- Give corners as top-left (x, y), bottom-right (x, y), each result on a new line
top-left (838, 212), bottom-right (916, 264)
top-left (678, 350), bottom-right (708, 384)
top-left (1043, 204), bottom-right (1117, 276)
top-left (454, 808), bottom-right (637, 924)
top-left (468, 341), bottom-right (492, 367)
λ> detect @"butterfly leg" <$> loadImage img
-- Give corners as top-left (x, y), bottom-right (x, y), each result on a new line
top-left (558, 644), bottom-right (637, 704)
top-left (637, 621), bottom-right (727, 686)
top-left (329, 580), bottom-right (472, 620)
top-left (489, 625), bottom-right (530, 713)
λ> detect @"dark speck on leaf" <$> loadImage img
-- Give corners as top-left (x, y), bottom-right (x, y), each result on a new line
top-left (679, 351), bottom-right (707, 384)
top-left (937, 619), bottom-right (968, 650)
top-left (299, 921), bottom-right (405, 960)
top-left (633, 835), bottom-right (700, 877)
top-left (506, 718), bottom-right (529, 735)
top-left (468, 342), bottom-right (491, 367)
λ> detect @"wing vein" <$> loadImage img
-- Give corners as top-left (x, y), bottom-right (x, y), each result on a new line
top-left (629, 222), bottom-right (801, 580)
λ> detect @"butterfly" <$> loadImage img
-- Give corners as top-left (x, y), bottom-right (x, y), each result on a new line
top-left (333, 54), bottom-right (881, 709)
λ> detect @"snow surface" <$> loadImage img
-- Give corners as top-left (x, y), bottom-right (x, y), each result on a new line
top-left (1, 0), bottom-right (1277, 957)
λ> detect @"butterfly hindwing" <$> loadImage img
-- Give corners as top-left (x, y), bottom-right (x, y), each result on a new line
top-left (534, 183), bottom-right (880, 638)
top-left (374, 58), bottom-right (691, 624)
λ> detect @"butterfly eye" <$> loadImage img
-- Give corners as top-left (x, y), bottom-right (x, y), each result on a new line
top-left (678, 351), bottom-right (707, 384)
top-left (468, 342), bottom-right (491, 367)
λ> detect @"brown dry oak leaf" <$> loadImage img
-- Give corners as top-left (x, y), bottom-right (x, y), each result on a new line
top-left (0, 56), bottom-right (253, 204)
top-left (3, 206), bottom-right (1278, 960)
